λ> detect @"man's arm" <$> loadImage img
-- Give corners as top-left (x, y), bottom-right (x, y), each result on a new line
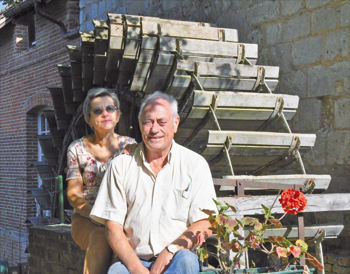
top-left (150, 219), bottom-right (211, 274)
top-left (106, 220), bottom-right (149, 274)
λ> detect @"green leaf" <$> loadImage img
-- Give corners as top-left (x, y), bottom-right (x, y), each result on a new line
top-left (236, 218), bottom-right (244, 228)
top-left (261, 204), bottom-right (271, 216)
top-left (213, 199), bottom-right (222, 206)
top-left (196, 247), bottom-right (209, 262)
top-left (200, 209), bottom-right (216, 216)
top-left (225, 201), bottom-right (237, 213)
top-left (253, 220), bottom-right (263, 231)
top-left (268, 219), bottom-right (282, 228)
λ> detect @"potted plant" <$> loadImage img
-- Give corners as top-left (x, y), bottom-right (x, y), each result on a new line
top-left (196, 189), bottom-right (324, 274)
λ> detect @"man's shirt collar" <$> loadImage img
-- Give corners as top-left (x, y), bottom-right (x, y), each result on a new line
top-left (140, 140), bottom-right (176, 165)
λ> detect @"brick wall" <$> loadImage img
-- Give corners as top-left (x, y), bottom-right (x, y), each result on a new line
top-left (0, 0), bottom-right (79, 266)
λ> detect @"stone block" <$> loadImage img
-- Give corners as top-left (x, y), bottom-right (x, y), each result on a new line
top-left (338, 256), bottom-right (350, 267)
top-left (213, 0), bottom-right (232, 14)
top-left (332, 264), bottom-right (349, 274)
top-left (162, 0), bottom-right (176, 11)
top-left (247, 1), bottom-right (280, 26)
top-left (51, 263), bottom-right (66, 274)
top-left (290, 98), bottom-right (321, 132)
top-left (85, 20), bottom-right (94, 32)
top-left (263, 23), bottom-right (282, 46)
top-left (303, 130), bottom-right (327, 166)
top-left (86, 0), bottom-right (94, 4)
top-left (306, 0), bottom-right (331, 9)
top-left (334, 97), bottom-right (350, 129)
top-left (80, 0), bottom-right (85, 8)
top-left (106, 0), bottom-right (116, 12)
top-left (325, 254), bottom-right (336, 265)
top-left (324, 263), bottom-right (333, 272)
top-left (99, 1), bottom-right (106, 16)
top-left (312, 7), bottom-right (338, 34)
top-left (292, 36), bottom-right (323, 67)
top-left (308, 61), bottom-right (350, 97)
top-left (91, 3), bottom-right (98, 19)
top-left (340, 2), bottom-right (350, 27)
top-left (281, 0), bottom-right (303, 16)
top-left (247, 28), bottom-right (262, 45)
top-left (282, 12), bottom-right (310, 42)
top-left (320, 96), bottom-right (334, 129)
top-left (326, 130), bottom-right (350, 165)
top-left (324, 28), bottom-right (349, 61)
top-left (278, 68), bottom-right (307, 98)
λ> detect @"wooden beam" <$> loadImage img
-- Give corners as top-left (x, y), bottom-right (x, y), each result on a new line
top-left (218, 193), bottom-right (350, 216)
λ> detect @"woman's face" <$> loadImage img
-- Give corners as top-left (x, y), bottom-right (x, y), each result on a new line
top-left (88, 96), bottom-right (119, 133)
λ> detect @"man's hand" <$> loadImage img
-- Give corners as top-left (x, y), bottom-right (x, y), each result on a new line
top-left (150, 248), bottom-right (174, 274)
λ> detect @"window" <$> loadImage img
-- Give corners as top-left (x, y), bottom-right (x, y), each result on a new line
top-left (37, 112), bottom-right (49, 162)
top-left (15, 12), bottom-right (36, 49)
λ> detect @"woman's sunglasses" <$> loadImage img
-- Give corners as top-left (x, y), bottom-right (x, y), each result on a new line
top-left (91, 105), bottom-right (117, 115)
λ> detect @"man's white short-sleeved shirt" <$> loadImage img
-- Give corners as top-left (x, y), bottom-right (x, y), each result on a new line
top-left (90, 141), bottom-right (217, 260)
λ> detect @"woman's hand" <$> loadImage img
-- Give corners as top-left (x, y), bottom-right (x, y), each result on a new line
top-left (67, 178), bottom-right (93, 219)
top-left (123, 143), bottom-right (138, 155)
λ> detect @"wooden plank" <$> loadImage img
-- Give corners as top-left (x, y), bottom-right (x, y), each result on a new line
top-left (245, 224), bottom-right (344, 239)
top-left (217, 193), bottom-right (350, 216)
top-left (140, 15), bottom-right (215, 27)
top-left (145, 52), bottom-right (175, 93)
top-left (207, 131), bottom-right (316, 147)
top-left (66, 45), bottom-right (83, 102)
top-left (117, 16), bottom-right (142, 87)
top-left (168, 38), bottom-right (258, 58)
top-left (42, 110), bottom-right (65, 148)
top-left (219, 174), bottom-right (331, 191)
top-left (184, 56), bottom-right (257, 65)
top-left (106, 13), bottom-right (124, 85)
top-left (159, 23), bottom-right (236, 41)
top-left (197, 77), bottom-right (279, 92)
top-left (192, 91), bottom-right (299, 109)
top-left (194, 62), bottom-right (279, 78)
top-left (38, 135), bottom-right (59, 168)
top-left (187, 107), bottom-right (296, 120)
top-left (80, 31), bottom-right (94, 92)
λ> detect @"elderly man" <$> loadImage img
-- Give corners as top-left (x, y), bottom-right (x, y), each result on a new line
top-left (90, 91), bottom-right (217, 274)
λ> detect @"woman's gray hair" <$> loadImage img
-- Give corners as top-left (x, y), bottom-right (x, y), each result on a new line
top-left (138, 91), bottom-right (179, 124)
top-left (83, 87), bottom-right (120, 123)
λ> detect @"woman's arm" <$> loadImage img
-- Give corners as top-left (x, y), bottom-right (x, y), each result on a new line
top-left (67, 178), bottom-right (92, 219)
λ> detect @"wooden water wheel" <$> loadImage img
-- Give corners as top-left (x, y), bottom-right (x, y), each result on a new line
top-left (33, 14), bottom-right (331, 223)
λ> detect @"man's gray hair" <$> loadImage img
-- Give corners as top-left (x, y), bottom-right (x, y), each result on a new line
top-left (83, 87), bottom-right (120, 123)
top-left (138, 91), bottom-right (179, 124)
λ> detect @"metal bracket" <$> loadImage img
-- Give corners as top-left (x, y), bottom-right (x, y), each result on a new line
top-left (251, 135), bottom-right (305, 175)
top-left (237, 44), bottom-right (252, 65)
top-left (257, 97), bottom-right (292, 133)
top-left (303, 179), bottom-right (315, 194)
top-left (183, 95), bottom-right (220, 147)
top-left (208, 136), bottom-right (234, 176)
top-left (308, 229), bottom-right (326, 274)
top-left (252, 66), bottom-right (272, 93)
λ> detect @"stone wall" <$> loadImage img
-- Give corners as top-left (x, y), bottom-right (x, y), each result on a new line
top-left (28, 225), bottom-right (84, 274)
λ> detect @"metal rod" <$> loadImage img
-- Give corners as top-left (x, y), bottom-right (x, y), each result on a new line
top-left (57, 175), bottom-right (64, 224)
top-left (298, 213), bottom-right (305, 266)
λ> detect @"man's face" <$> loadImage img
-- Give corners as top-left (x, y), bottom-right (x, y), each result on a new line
top-left (139, 98), bottom-right (180, 154)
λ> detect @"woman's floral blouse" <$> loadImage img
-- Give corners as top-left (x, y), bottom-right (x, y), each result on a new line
top-left (66, 136), bottom-right (136, 205)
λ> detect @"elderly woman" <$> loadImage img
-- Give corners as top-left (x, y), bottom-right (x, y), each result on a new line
top-left (66, 88), bottom-right (136, 274)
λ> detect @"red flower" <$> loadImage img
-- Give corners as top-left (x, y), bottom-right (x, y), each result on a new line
top-left (279, 189), bottom-right (307, 215)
